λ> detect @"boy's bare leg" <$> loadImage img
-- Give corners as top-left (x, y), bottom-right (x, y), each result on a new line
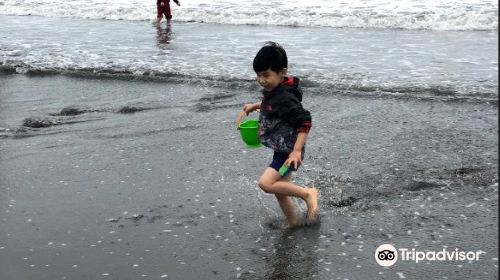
top-left (156, 17), bottom-right (162, 25)
top-left (259, 167), bottom-right (319, 223)
top-left (275, 174), bottom-right (301, 228)
top-left (273, 179), bottom-right (319, 224)
top-left (275, 194), bottom-right (301, 228)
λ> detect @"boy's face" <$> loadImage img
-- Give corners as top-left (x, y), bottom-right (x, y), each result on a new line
top-left (256, 68), bottom-right (287, 92)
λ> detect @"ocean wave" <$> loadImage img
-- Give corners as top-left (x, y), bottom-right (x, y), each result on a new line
top-left (1, 64), bottom-right (497, 103)
top-left (0, 0), bottom-right (497, 30)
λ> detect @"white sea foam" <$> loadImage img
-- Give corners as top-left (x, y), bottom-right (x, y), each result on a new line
top-left (0, 0), bottom-right (497, 30)
top-left (0, 10), bottom-right (497, 100)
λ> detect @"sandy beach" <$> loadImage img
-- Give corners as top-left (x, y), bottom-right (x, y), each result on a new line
top-left (0, 73), bottom-right (497, 279)
top-left (0, 0), bottom-right (498, 276)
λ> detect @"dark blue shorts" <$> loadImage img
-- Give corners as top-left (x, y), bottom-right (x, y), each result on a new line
top-left (269, 151), bottom-right (297, 177)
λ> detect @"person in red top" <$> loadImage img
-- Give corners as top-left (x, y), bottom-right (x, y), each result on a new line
top-left (156, 0), bottom-right (180, 25)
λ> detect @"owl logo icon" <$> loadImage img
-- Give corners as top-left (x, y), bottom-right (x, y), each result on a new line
top-left (375, 244), bottom-right (398, 267)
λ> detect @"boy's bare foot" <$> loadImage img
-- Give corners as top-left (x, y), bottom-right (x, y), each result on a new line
top-left (305, 188), bottom-right (319, 224)
top-left (286, 216), bottom-right (302, 229)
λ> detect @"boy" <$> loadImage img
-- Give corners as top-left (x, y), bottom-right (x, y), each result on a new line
top-left (156, 0), bottom-right (180, 25)
top-left (236, 42), bottom-right (319, 228)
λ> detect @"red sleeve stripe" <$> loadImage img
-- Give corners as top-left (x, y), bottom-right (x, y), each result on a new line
top-left (297, 121), bottom-right (312, 133)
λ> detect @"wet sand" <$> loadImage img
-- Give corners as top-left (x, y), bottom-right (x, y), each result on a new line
top-left (0, 74), bottom-right (498, 279)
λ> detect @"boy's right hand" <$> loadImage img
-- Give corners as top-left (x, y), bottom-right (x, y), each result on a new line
top-left (242, 103), bottom-right (255, 114)
top-left (236, 103), bottom-right (256, 130)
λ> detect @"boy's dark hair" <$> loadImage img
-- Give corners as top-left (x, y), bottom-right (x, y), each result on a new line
top-left (253, 41), bottom-right (288, 73)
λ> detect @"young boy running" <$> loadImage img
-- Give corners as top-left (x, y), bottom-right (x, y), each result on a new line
top-left (236, 42), bottom-right (319, 228)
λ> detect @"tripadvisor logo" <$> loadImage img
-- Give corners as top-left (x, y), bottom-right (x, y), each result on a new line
top-left (375, 244), bottom-right (484, 267)
top-left (375, 244), bottom-right (398, 267)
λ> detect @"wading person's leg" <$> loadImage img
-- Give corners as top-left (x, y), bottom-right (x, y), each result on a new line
top-left (259, 167), bottom-right (319, 223)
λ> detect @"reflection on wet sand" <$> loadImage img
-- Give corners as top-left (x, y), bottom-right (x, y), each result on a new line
top-left (156, 24), bottom-right (173, 49)
top-left (265, 226), bottom-right (321, 279)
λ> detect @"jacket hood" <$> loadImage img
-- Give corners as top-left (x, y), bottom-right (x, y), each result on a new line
top-left (281, 76), bottom-right (302, 101)
top-left (262, 76), bottom-right (302, 100)
top-left (282, 76), bottom-right (300, 89)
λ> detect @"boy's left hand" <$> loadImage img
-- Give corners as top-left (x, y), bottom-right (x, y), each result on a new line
top-left (285, 150), bottom-right (302, 169)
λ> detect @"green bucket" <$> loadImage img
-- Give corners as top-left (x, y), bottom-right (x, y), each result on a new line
top-left (239, 119), bottom-right (262, 149)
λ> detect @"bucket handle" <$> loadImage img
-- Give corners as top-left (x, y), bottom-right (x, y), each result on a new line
top-left (236, 109), bottom-right (259, 130)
